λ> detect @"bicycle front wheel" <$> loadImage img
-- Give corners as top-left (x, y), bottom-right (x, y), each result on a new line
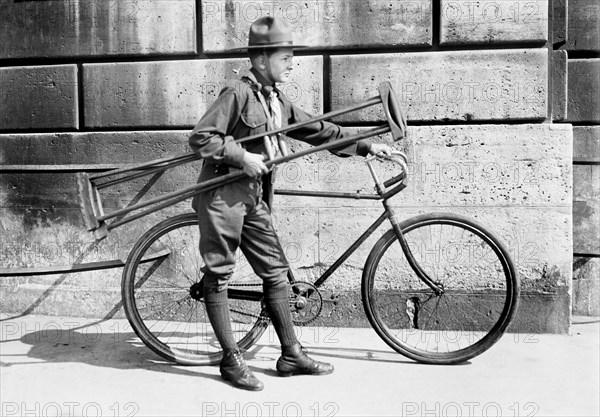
top-left (122, 213), bottom-right (269, 365)
top-left (362, 213), bottom-right (519, 364)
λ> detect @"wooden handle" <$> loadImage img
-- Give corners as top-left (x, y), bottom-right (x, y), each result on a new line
top-left (263, 136), bottom-right (275, 160)
top-left (277, 135), bottom-right (289, 157)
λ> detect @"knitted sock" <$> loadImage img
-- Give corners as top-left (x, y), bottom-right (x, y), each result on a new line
top-left (203, 284), bottom-right (238, 351)
top-left (264, 282), bottom-right (298, 347)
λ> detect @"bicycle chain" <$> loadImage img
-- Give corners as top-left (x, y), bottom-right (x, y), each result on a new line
top-left (229, 282), bottom-right (264, 287)
top-left (228, 282), bottom-right (265, 320)
top-left (225, 281), bottom-right (323, 325)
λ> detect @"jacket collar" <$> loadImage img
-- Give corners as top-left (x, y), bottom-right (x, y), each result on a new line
top-left (242, 68), bottom-right (281, 98)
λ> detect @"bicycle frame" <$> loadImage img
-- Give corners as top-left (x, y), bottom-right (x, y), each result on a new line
top-left (226, 153), bottom-right (444, 303)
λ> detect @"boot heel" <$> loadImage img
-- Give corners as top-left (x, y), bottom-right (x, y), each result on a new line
top-left (277, 370), bottom-right (293, 377)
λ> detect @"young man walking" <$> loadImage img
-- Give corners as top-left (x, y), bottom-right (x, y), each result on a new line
top-left (189, 16), bottom-right (392, 391)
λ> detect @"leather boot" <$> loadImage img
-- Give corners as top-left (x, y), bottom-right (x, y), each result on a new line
top-left (220, 349), bottom-right (264, 391)
top-left (276, 343), bottom-right (334, 377)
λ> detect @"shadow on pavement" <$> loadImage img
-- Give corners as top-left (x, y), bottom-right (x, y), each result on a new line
top-left (251, 342), bottom-right (424, 366)
top-left (0, 318), bottom-right (224, 382)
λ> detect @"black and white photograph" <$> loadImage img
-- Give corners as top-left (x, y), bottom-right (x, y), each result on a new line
top-left (0, 1), bottom-right (598, 416)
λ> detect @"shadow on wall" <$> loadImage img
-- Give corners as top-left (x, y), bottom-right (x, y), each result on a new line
top-left (1, 176), bottom-right (83, 229)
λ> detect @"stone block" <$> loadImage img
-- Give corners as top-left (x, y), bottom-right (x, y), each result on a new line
top-left (440, 0), bottom-right (548, 45)
top-left (552, 50), bottom-right (568, 121)
top-left (271, 207), bottom-right (320, 281)
top-left (552, 0), bottom-right (568, 46)
top-left (308, 206), bottom-right (572, 287)
top-left (573, 126), bottom-right (600, 163)
top-left (567, 59), bottom-right (600, 123)
top-left (573, 165), bottom-right (600, 254)
top-left (201, 0), bottom-right (432, 52)
top-left (276, 124), bottom-right (572, 208)
top-left (330, 49), bottom-right (548, 122)
top-left (274, 133), bottom-right (385, 198)
top-left (0, 131), bottom-right (191, 165)
top-left (0, 0), bottom-right (196, 59)
top-left (399, 124), bottom-right (572, 207)
top-left (0, 131), bottom-right (197, 211)
top-left (565, 0), bottom-right (600, 51)
top-left (510, 292), bottom-right (570, 333)
top-left (314, 207), bottom-right (384, 288)
top-left (0, 202), bottom-right (185, 319)
top-left (0, 65), bottom-right (78, 131)
top-left (573, 258), bottom-right (600, 316)
top-left (572, 278), bottom-right (600, 316)
top-left (84, 56), bottom-right (322, 128)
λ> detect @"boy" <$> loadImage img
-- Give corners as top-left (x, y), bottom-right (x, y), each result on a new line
top-left (189, 16), bottom-right (392, 391)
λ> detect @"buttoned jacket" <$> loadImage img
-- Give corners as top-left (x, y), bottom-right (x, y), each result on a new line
top-left (189, 69), bottom-right (369, 183)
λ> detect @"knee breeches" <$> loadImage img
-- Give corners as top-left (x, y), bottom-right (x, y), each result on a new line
top-left (196, 177), bottom-right (289, 291)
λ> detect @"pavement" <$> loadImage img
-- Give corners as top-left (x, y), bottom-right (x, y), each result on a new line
top-left (0, 314), bottom-right (598, 417)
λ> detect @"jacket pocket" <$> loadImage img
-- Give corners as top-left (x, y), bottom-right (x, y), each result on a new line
top-left (240, 109), bottom-right (267, 129)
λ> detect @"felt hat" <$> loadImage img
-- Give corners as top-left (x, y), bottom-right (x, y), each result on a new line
top-left (230, 16), bottom-right (306, 51)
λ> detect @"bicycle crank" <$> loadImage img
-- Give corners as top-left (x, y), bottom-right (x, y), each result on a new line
top-left (289, 281), bottom-right (322, 325)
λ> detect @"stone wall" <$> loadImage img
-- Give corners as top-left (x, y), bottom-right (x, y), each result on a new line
top-left (0, 0), bottom-right (593, 331)
top-left (562, 0), bottom-right (600, 316)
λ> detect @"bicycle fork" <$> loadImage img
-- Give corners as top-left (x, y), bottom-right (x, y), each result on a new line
top-left (383, 203), bottom-right (444, 296)
top-left (366, 156), bottom-right (445, 296)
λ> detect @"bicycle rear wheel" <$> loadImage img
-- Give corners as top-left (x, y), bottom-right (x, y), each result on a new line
top-left (362, 213), bottom-right (519, 364)
top-left (122, 213), bottom-right (269, 365)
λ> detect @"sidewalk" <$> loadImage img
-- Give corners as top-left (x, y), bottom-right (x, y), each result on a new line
top-left (1, 314), bottom-right (599, 417)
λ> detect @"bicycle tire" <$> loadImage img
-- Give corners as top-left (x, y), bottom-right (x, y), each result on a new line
top-left (362, 212), bottom-right (519, 364)
top-left (122, 213), bottom-right (270, 365)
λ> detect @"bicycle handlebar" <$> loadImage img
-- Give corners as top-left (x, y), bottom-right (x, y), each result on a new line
top-left (365, 151), bottom-right (409, 194)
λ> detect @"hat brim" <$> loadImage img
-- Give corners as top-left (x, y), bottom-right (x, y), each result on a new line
top-left (227, 43), bottom-right (308, 52)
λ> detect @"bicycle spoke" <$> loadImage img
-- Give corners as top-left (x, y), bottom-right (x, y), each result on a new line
top-left (421, 295), bottom-right (443, 330)
top-left (137, 293), bottom-right (191, 314)
top-left (160, 231), bottom-right (196, 287)
top-left (150, 296), bottom-right (194, 342)
top-left (135, 274), bottom-right (190, 290)
top-left (164, 302), bottom-right (197, 348)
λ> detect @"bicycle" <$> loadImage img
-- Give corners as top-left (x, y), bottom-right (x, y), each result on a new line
top-left (121, 151), bottom-right (520, 366)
